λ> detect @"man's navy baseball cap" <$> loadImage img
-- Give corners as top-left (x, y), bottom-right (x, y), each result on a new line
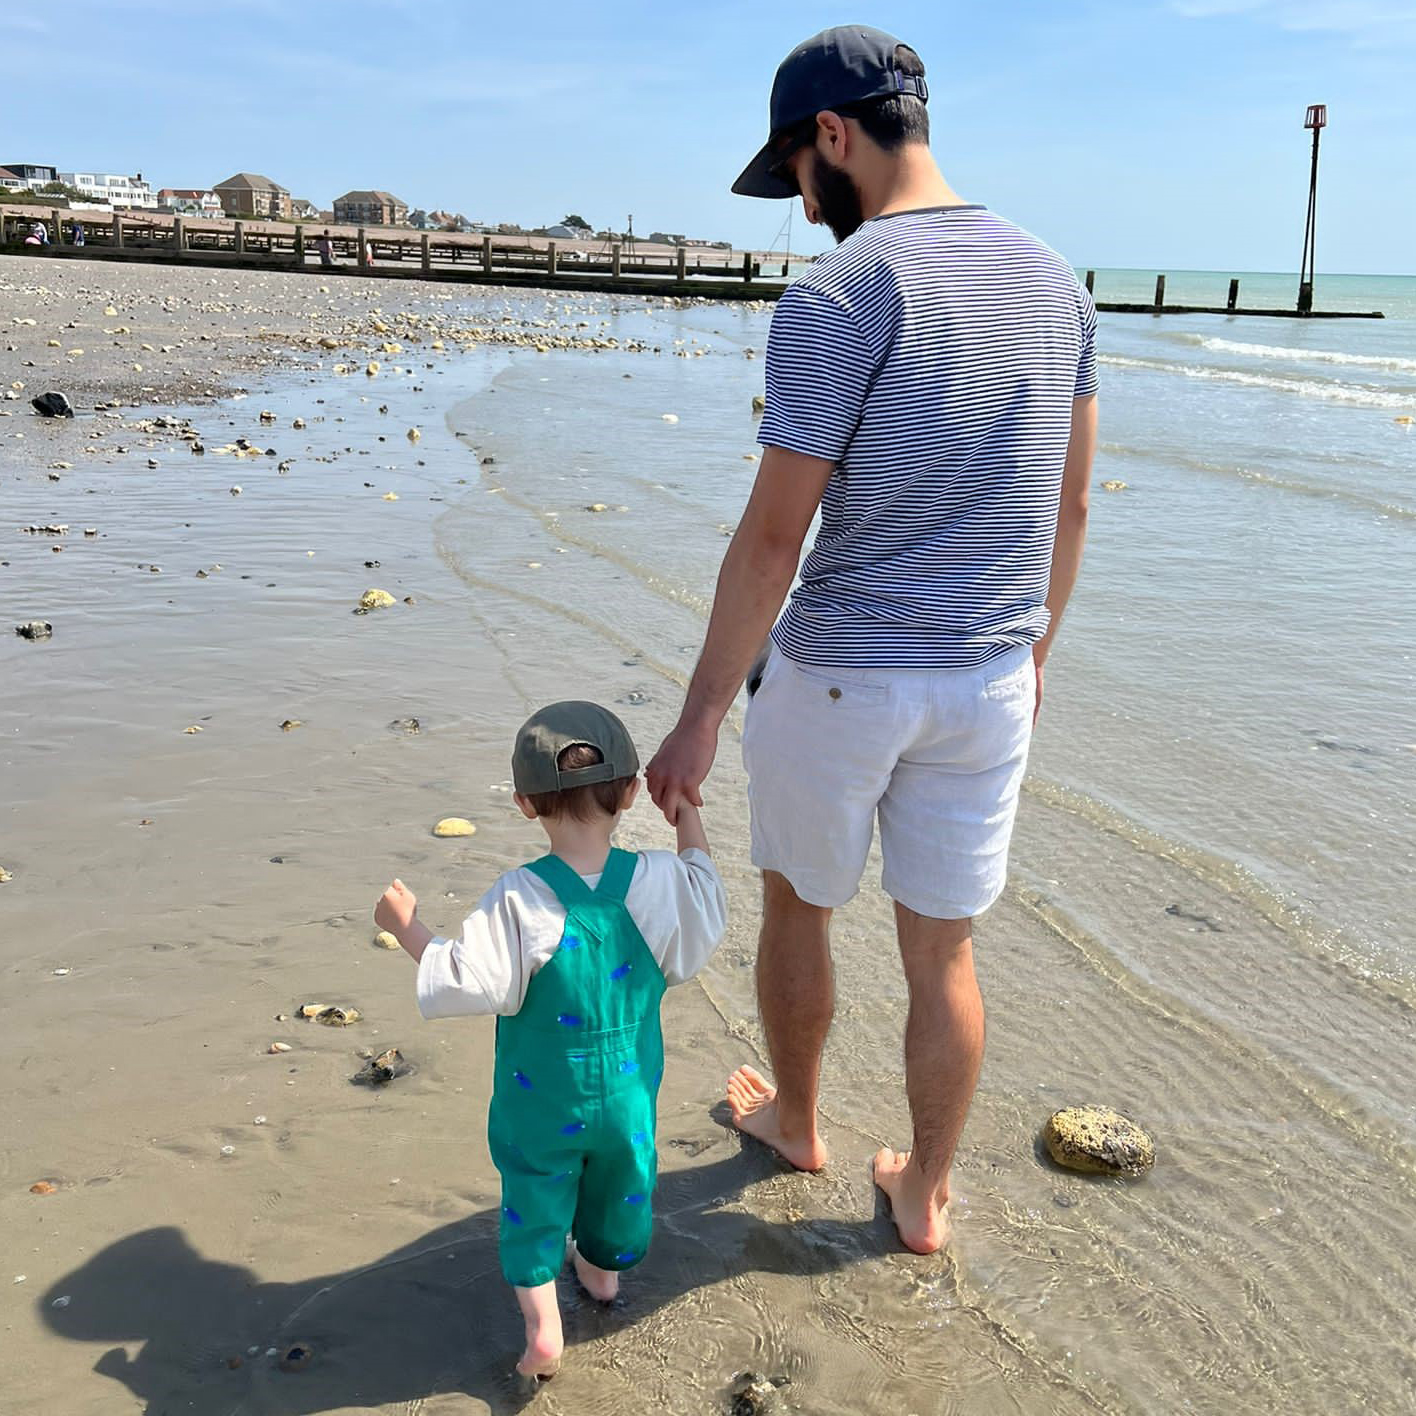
top-left (732, 25), bottom-right (928, 199)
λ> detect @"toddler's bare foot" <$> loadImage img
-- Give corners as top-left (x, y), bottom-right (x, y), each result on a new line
top-left (871, 1148), bottom-right (952, 1255)
top-left (513, 1281), bottom-right (563, 1379)
top-left (571, 1243), bottom-right (620, 1303)
top-left (726, 1064), bottom-right (827, 1171)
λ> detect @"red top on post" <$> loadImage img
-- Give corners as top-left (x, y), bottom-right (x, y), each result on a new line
top-left (1304, 104), bottom-right (1327, 130)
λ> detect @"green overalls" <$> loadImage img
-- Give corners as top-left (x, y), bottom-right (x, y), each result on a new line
top-left (488, 848), bottom-right (666, 1289)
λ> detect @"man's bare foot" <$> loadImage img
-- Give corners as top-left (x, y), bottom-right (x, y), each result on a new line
top-left (726, 1064), bottom-right (828, 1171)
top-left (871, 1148), bottom-right (952, 1255)
top-left (570, 1242), bottom-right (620, 1303)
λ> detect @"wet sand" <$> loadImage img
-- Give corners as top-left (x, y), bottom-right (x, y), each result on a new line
top-left (3, 255), bottom-right (1415, 1415)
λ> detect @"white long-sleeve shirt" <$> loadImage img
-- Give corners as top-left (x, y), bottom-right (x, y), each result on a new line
top-left (416, 848), bottom-right (726, 1019)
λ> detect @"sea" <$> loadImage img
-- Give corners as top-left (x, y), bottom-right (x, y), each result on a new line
top-left (432, 265), bottom-right (1415, 1412)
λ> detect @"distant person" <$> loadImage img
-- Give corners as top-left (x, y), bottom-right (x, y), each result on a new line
top-left (373, 702), bottom-right (727, 1380)
top-left (71, 220), bottom-right (85, 247)
top-left (315, 229), bottom-right (334, 267)
top-left (30, 221), bottom-right (49, 245)
top-left (648, 25), bottom-right (1098, 1255)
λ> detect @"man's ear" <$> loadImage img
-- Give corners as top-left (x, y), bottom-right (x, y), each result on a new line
top-left (816, 109), bottom-right (850, 163)
top-left (513, 791), bottom-right (538, 821)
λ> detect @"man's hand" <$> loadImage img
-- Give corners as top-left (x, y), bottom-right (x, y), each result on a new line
top-left (646, 719), bottom-right (718, 824)
top-left (1033, 658), bottom-right (1044, 728)
top-left (375, 878), bottom-right (418, 937)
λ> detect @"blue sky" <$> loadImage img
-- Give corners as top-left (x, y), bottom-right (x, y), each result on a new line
top-left (4, 1), bottom-right (1413, 273)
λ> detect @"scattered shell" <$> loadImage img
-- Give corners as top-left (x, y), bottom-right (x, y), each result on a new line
top-left (292, 418), bottom-right (306, 429)
top-left (183, 725), bottom-right (203, 734)
top-left (280, 719), bottom-right (303, 731)
top-left (1101, 479), bottom-right (1127, 492)
top-left (374, 931), bottom-right (401, 950)
top-left (1395, 415), bottom-right (1413, 425)
top-left (14, 622), bottom-right (53, 641)
top-left (1042, 1106), bottom-right (1155, 1177)
top-left (586, 502), bottom-right (609, 513)
top-left (253, 1115), bottom-right (267, 1126)
top-left (389, 717), bottom-right (420, 734)
top-left (297, 1003), bottom-right (361, 1027)
top-left (354, 1047), bottom-right (411, 1085)
top-left (279, 1344), bottom-right (314, 1373)
top-left (354, 588), bottom-right (397, 614)
top-left (751, 395), bottom-right (766, 414)
top-left (382, 491), bottom-right (399, 501)
top-left (51, 1295), bottom-right (71, 1309)
top-left (229, 485), bottom-right (242, 496)
top-left (29, 1181), bottom-right (58, 1196)
top-left (268, 1042), bottom-right (293, 1054)
top-left (0, 867), bottom-right (12, 883)
top-left (103, 305), bottom-right (118, 317)
top-left (365, 362), bottom-right (380, 377)
top-left (259, 410), bottom-right (276, 423)
top-left (407, 427), bottom-right (421, 442)
top-left (432, 817), bottom-right (477, 838)
top-left (220, 1145), bottom-right (235, 1157)
top-left (661, 412), bottom-right (679, 423)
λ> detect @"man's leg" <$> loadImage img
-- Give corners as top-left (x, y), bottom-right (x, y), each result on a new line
top-left (872, 904), bottom-right (983, 1254)
top-left (726, 870), bottom-right (833, 1171)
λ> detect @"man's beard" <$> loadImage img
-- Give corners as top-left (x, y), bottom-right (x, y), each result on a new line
top-left (809, 150), bottom-right (865, 242)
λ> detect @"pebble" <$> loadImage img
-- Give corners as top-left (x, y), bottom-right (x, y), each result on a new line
top-left (433, 817), bottom-right (477, 838)
top-left (407, 426), bottom-right (421, 442)
top-left (661, 412), bottom-right (679, 423)
top-left (354, 588), bottom-right (397, 614)
top-left (1101, 479), bottom-right (1127, 492)
top-left (53, 968), bottom-right (71, 977)
top-left (1042, 1106), bottom-right (1155, 1177)
top-left (220, 1145), bottom-right (235, 1157)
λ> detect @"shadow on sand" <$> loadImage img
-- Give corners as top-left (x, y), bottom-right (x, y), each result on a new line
top-left (40, 1142), bottom-right (898, 1413)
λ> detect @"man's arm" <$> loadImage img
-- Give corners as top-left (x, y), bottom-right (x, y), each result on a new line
top-left (646, 445), bottom-right (834, 820)
top-left (1032, 394), bottom-right (1098, 716)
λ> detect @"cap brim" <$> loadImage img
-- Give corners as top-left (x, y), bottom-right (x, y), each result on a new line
top-left (732, 140), bottom-right (799, 199)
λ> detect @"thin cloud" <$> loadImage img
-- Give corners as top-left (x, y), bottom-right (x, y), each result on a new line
top-left (1171, 0), bottom-right (1416, 42)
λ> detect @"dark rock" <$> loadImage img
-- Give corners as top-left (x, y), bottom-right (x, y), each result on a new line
top-left (729, 1371), bottom-right (790, 1415)
top-left (31, 391), bottom-right (74, 418)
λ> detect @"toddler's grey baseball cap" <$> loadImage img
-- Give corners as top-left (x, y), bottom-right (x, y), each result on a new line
top-left (512, 701), bottom-right (640, 796)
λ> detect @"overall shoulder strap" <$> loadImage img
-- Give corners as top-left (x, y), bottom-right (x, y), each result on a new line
top-left (594, 848), bottom-right (638, 904)
top-left (524, 854), bottom-right (596, 909)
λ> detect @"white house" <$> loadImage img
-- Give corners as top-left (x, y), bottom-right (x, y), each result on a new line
top-left (60, 172), bottom-right (157, 208)
top-left (158, 188), bottom-right (223, 217)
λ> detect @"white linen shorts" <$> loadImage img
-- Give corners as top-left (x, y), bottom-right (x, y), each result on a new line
top-left (741, 644), bottom-right (1036, 920)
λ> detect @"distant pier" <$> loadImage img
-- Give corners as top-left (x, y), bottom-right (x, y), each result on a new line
top-left (0, 208), bottom-right (1385, 317)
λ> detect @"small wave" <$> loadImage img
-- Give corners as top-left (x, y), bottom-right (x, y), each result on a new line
top-left (1169, 332), bottom-right (1416, 374)
top-left (1098, 354), bottom-right (1416, 410)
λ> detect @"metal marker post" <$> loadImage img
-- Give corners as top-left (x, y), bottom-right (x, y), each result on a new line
top-left (1297, 104), bottom-right (1326, 314)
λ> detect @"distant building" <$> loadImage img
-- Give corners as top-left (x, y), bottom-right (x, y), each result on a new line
top-left (59, 171), bottom-right (157, 208)
top-left (0, 167), bottom-right (27, 191)
top-left (290, 198), bottom-right (319, 221)
top-left (543, 224), bottom-right (579, 239)
top-left (332, 190), bottom-right (408, 227)
top-left (2, 162), bottom-right (58, 188)
top-left (214, 172), bottom-right (292, 220)
top-left (158, 188), bottom-right (224, 217)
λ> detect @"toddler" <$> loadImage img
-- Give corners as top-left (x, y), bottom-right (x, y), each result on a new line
top-left (374, 701), bottom-right (726, 1378)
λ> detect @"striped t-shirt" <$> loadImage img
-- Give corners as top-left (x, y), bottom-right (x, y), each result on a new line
top-left (759, 205), bottom-right (1098, 669)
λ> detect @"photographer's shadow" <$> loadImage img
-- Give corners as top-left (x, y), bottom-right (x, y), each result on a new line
top-left (41, 1144), bottom-right (894, 1413)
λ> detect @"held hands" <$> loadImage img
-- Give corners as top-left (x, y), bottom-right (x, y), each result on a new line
top-left (375, 878), bottom-right (418, 939)
top-left (646, 719), bottom-right (718, 825)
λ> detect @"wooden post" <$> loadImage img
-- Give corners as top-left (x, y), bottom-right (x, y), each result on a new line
top-left (233, 220), bottom-right (245, 254)
top-left (482, 236), bottom-right (493, 272)
top-left (1085, 269), bottom-right (1096, 293)
top-left (172, 216), bottom-right (185, 252)
top-left (113, 213), bottom-right (124, 248)
top-left (742, 251), bottom-right (753, 284)
top-left (611, 243), bottom-right (622, 278)
top-left (547, 241), bottom-right (557, 276)
top-left (357, 227), bottom-right (368, 268)
top-left (1227, 278), bottom-right (1240, 312)
top-left (294, 224), bottom-right (305, 261)
top-left (675, 245), bottom-right (687, 282)
top-left (421, 233), bottom-right (430, 273)
top-left (52, 208), bottom-right (64, 244)
top-left (1153, 274), bottom-right (1166, 309)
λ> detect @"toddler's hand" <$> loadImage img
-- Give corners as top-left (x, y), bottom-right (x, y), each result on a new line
top-left (375, 879), bottom-right (417, 937)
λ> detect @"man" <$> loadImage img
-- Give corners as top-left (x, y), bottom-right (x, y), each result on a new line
top-left (646, 25), bottom-right (1097, 1254)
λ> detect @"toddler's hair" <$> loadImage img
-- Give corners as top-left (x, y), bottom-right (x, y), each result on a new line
top-left (525, 743), bottom-right (636, 822)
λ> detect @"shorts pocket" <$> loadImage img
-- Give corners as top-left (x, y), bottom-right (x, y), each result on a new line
top-left (786, 658), bottom-right (890, 707)
top-left (981, 655), bottom-right (1034, 701)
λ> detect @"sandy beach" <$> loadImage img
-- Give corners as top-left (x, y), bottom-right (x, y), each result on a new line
top-left (3, 254), bottom-right (1415, 1415)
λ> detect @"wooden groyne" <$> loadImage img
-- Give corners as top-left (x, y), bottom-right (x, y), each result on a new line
top-left (0, 208), bottom-right (1385, 317)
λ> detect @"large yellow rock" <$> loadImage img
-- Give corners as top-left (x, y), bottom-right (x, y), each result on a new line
top-left (374, 931), bottom-right (401, 950)
top-left (1043, 1106), bottom-right (1155, 1177)
top-left (432, 817), bottom-right (477, 838)
top-left (354, 588), bottom-right (396, 614)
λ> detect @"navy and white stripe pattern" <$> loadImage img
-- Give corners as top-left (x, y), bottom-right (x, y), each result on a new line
top-left (759, 205), bottom-right (1098, 669)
